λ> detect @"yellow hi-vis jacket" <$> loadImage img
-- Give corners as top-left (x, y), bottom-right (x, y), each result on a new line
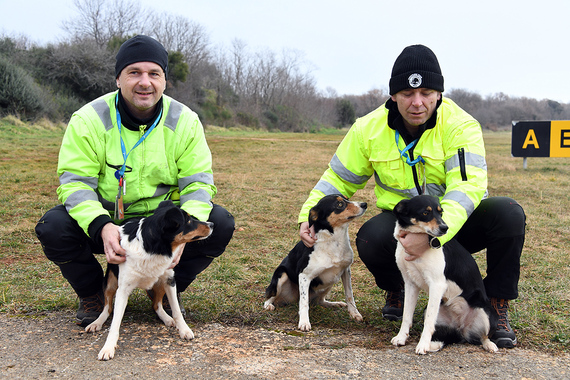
top-left (298, 97), bottom-right (487, 245)
top-left (57, 91), bottom-right (216, 236)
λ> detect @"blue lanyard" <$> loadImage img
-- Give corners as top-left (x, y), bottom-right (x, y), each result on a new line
top-left (114, 94), bottom-right (163, 180)
top-left (395, 130), bottom-right (425, 166)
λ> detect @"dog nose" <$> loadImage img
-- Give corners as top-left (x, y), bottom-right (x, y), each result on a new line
top-left (440, 224), bottom-right (448, 234)
top-left (360, 202), bottom-right (367, 209)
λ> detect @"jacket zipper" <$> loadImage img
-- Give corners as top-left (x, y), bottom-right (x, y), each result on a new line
top-left (408, 149), bottom-right (423, 194)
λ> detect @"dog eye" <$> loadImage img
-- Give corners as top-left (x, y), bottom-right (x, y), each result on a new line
top-left (422, 211), bottom-right (430, 216)
top-left (336, 202), bottom-right (344, 209)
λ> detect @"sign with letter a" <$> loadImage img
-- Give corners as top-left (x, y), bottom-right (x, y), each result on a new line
top-left (512, 121), bottom-right (570, 157)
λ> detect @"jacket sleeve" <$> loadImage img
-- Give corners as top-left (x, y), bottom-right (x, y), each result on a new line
top-left (56, 111), bottom-right (111, 236)
top-left (175, 113), bottom-right (217, 222)
top-left (438, 118), bottom-right (488, 245)
top-left (298, 122), bottom-right (373, 223)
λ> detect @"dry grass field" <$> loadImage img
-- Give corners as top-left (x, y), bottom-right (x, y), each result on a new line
top-left (0, 116), bottom-right (568, 353)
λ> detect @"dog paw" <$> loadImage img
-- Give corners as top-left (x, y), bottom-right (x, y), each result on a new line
top-left (482, 339), bottom-right (499, 353)
top-left (263, 301), bottom-right (275, 311)
top-left (85, 322), bottom-right (102, 333)
top-left (178, 326), bottom-right (195, 340)
top-left (349, 311), bottom-right (363, 322)
top-left (298, 321), bottom-right (311, 331)
top-left (97, 345), bottom-right (116, 361)
top-left (391, 334), bottom-right (408, 347)
top-left (415, 340), bottom-right (443, 355)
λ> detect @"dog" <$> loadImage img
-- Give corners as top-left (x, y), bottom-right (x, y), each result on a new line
top-left (85, 200), bottom-right (213, 360)
top-left (264, 194), bottom-right (367, 331)
top-left (390, 195), bottom-right (499, 354)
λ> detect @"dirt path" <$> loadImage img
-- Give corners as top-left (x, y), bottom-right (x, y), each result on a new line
top-left (1, 312), bottom-right (569, 379)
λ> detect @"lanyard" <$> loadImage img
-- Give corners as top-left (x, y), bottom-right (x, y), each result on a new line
top-left (113, 94), bottom-right (162, 219)
top-left (395, 130), bottom-right (424, 166)
top-left (395, 130), bottom-right (426, 194)
top-left (114, 94), bottom-right (163, 180)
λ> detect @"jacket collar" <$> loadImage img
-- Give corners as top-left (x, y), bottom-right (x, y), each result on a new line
top-left (117, 90), bottom-right (164, 132)
top-left (386, 97), bottom-right (442, 144)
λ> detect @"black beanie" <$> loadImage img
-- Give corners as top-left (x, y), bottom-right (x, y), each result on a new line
top-left (115, 35), bottom-right (169, 79)
top-left (389, 44), bottom-right (444, 95)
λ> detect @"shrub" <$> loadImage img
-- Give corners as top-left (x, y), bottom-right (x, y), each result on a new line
top-left (0, 55), bottom-right (48, 119)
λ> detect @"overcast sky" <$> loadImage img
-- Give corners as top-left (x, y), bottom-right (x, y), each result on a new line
top-left (2, 0), bottom-right (569, 103)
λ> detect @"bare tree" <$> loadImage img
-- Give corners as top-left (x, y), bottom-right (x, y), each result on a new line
top-left (63, 0), bottom-right (143, 46)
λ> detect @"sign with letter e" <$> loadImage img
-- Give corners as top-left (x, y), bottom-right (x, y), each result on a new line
top-left (512, 121), bottom-right (570, 157)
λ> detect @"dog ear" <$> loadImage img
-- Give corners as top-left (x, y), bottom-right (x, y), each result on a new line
top-left (393, 199), bottom-right (409, 216)
top-left (162, 206), bottom-right (185, 233)
top-left (308, 209), bottom-right (318, 228)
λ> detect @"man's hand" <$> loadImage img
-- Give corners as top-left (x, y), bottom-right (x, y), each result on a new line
top-left (299, 221), bottom-right (317, 247)
top-left (101, 223), bottom-right (127, 264)
top-left (398, 231), bottom-right (430, 261)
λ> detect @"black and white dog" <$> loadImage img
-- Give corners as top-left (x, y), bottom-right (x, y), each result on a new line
top-left (391, 195), bottom-right (498, 354)
top-left (85, 200), bottom-right (213, 360)
top-left (264, 194), bottom-right (367, 331)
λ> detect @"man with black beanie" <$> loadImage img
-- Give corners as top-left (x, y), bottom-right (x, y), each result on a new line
top-left (297, 44), bottom-right (525, 349)
top-left (35, 35), bottom-right (235, 327)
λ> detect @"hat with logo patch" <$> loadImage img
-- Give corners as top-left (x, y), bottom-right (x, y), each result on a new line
top-left (389, 44), bottom-right (444, 95)
top-left (115, 35), bottom-right (168, 79)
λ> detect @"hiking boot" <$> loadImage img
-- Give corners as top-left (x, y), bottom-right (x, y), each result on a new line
top-left (382, 288), bottom-right (404, 321)
top-left (146, 290), bottom-right (186, 318)
top-left (490, 298), bottom-right (517, 348)
top-left (76, 291), bottom-right (104, 327)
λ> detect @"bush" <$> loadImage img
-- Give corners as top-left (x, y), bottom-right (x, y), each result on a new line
top-left (0, 55), bottom-right (48, 119)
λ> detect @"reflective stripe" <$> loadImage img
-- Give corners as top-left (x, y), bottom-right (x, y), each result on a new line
top-left (164, 99), bottom-right (183, 132)
top-left (180, 189), bottom-right (212, 204)
top-left (91, 98), bottom-right (113, 131)
top-left (330, 154), bottom-right (371, 185)
top-left (179, 173), bottom-right (214, 191)
top-left (65, 189), bottom-right (99, 211)
top-left (374, 172), bottom-right (418, 198)
top-left (314, 180), bottom-right (342, 196)
top-left (153, 184), bottom-right (172, 198)
top-left (425, 183), bottom-right (446, 197)
top-left (373, 172), bottom-right (447, 198)
top-left (442, 190), bottom-right (475, 216)
top-left (59, 172), bottom-right (98, 189)
top-left (445, 151), bottom-right (487, 173)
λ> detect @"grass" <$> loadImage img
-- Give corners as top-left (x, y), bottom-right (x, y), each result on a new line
top-left (1, 116), bottom-right (569, 353)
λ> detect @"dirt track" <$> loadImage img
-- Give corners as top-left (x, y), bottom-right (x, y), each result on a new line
top-left (1, 312), bottom-right (569, 379)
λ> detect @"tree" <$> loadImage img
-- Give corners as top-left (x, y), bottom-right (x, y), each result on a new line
top-left (336, 98), bottom-right (355, 127)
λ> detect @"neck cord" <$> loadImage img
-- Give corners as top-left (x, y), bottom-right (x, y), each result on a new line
top-left (114, 93), bottom-right (163, 180)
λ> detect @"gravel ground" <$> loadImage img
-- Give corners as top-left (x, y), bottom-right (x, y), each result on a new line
top-left (1, 312), bottom-right (569, 379)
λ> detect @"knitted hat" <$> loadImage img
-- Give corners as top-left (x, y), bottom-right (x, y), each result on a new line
top-left (115, 35), bottom-right (168, 79)
top-left (389, 44), bottom-right (444, 95)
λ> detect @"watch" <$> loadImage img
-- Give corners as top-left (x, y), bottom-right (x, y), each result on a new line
top-left (429, 237), bottom-right (442, 249)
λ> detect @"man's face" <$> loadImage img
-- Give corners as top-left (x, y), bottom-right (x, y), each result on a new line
top-left (391, 88), bottom-right (441, 130)
top-left (116, 61), bottom-right (166, 119)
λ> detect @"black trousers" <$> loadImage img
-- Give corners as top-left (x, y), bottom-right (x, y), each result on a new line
top-left (356, 197), bottom-right (526, 300)
top-left (35, 204), bottom-right (235, 298)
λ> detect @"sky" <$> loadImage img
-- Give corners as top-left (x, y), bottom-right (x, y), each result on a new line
top-left (2, 0), bottom-right (570, 103)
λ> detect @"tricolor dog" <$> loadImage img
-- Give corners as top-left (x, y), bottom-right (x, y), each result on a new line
top-left (85, 200), bottom-right (213, 360)
top-left (391, 195), bottom-right (498, 354)
top-left (264, 194), bottom-right (367, 331)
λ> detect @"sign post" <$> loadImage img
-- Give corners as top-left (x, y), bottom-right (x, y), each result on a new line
top-left (511, 121), bottom-right (570, 168)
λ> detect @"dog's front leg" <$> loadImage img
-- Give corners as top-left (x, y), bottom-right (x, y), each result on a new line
top-left (392, 281), bottom-right (420, 347)
top-left (97, 284), bottom-right (133, 361)
top-left (297, 273), bottom-right (312, 331)
top-left (340, 267), bottom-right (363, 322)
top-left (164, 283), bottom-right (194, 340)
top-left (415, 280), bottom-right (446, 355)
